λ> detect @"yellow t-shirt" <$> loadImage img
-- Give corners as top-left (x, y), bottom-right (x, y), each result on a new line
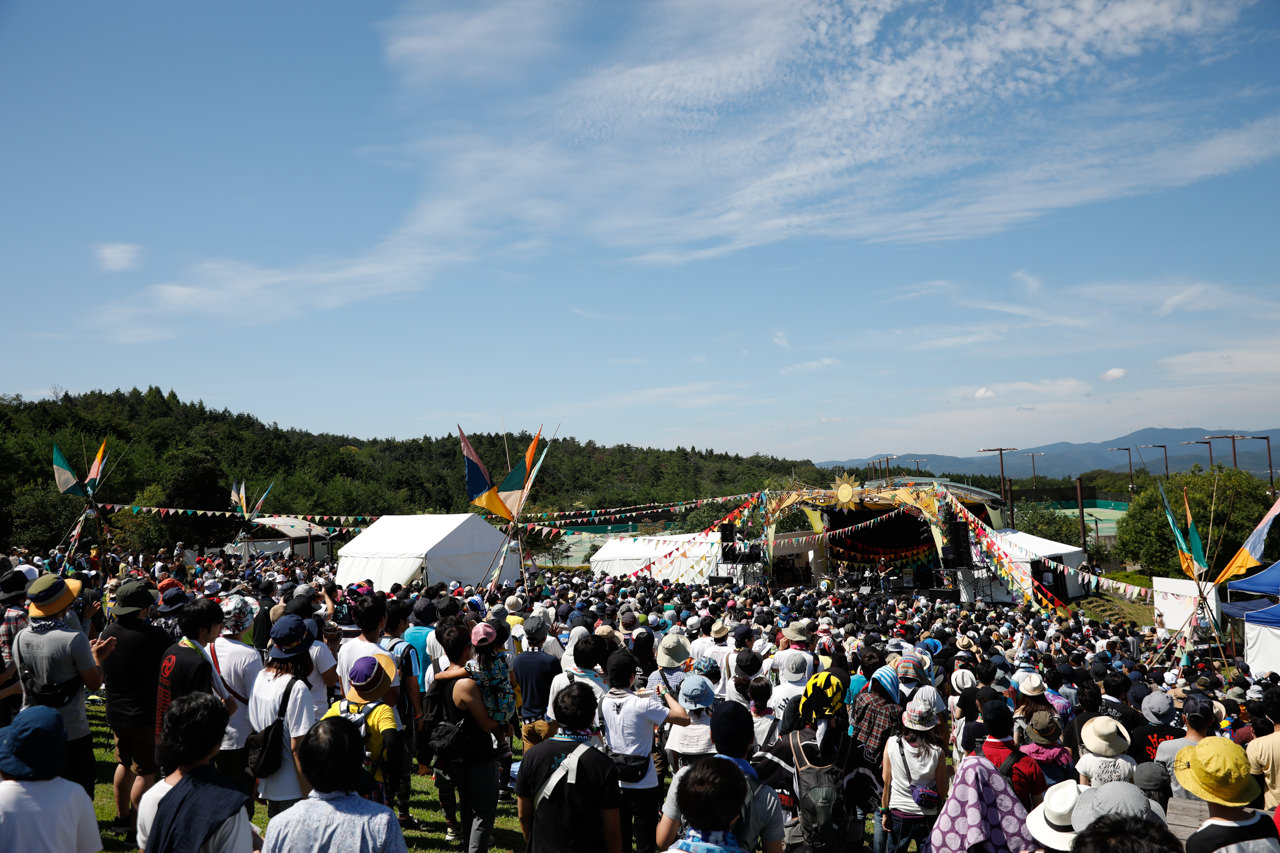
top-left (322, 699), bottom-right (399, 780)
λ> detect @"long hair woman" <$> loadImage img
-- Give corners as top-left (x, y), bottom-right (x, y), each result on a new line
top-left (882, 699), bottom-right (949, 853)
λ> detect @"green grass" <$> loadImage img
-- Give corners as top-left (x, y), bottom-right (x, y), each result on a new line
top-left (87, 703), bottom-right (526, 852)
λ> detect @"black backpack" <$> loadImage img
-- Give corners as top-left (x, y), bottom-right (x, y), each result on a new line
top-left (422, 677), bottom-right (466, 764)
top-left (245, 677), bottom-right (304, 778)
top-left (788, 731), bottom-right (848, 853)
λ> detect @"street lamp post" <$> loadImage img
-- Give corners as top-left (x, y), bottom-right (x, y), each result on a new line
top-left (1245, 435), bottom-right (1275, 497)
top-left (1180, 440), bottom-right (1214, 468)
top-left (1205, 435), bottom-right (1247, 469)
top-left (1106, 447), bottom-right (1134, 495)
top-left (1025, 452), bottom-right (1046, 490)
top-left (907, 458), bottom-right (928, 475)
top-left (979, 447), bottom-right (1018, 526)
top-left (1140, 444), bottom-right (1169, 479)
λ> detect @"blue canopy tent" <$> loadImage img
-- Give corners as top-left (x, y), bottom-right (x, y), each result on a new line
top-left (1243, 599), bottom-right (1280, 672)
top-left (1228, 560), bottom-right (1280, 595)
top-left (1222, 598), bottom-right (1275, 620)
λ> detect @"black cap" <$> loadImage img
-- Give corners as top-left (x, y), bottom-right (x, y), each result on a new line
top-left (0, 569), bottom-right (28, 602)
top-left (410, 596), bottom-right (437, 627)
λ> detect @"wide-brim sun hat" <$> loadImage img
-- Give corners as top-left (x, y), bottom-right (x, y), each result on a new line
top-left (1081, 715), bottom-right (1130, 757)
top-left (656, 634), bottom-right (691, 668)
top-left (1019, 673), bottom-right (1047, 696)
top-left (1028, 781), bottom-right (1088, 851)
top-left (782, 622), bottom-right (810, 643)
top-left (1070, 781), bottom-right (1164, 832)
top-left (0, 706), bottom-right (67, 780)
top-left (902, 700), bottom-right (936, 731)
top-left (27, 575), bottom-right (80, 618)
top-left (1174, 737), bottom-right (1261, 808)
top-left (346, 654), bottom-right (395, 703)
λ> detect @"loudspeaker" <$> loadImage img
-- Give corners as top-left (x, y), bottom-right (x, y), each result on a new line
top-left (719, 524), bottom-right (736, 543)
top-left (927, 587), bottom-right (961, 603)
top-left (946, 520), bottom-right (972, 570)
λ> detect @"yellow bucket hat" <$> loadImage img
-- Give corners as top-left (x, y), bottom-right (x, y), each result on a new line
top-left (1174, 737), bottom-right (1260, 807)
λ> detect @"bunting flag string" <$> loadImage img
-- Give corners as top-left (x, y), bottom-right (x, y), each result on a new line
top-left (628, 493), bottom-right (763, 578)
top-left (760, 507), bottom-right (910, 549)
top-left (526, 492), bottom-right (756, 525)
top-left (94, 503), bottom-right (377, 535)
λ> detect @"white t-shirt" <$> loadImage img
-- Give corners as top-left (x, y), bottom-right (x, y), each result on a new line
top-left (308, 640), bottom-right (338, 716)
top-left (0, 777), bottom-right (100, 853)
top-left (1076, 751), bottom-right (1137, 786)
top-left (772, 648), bottom-right (816, 683)
top-left (249, 670), bottom-right (315, 802)
top-left (337, 636), bottom-right (398, 695)
top-left (666, 714), bottom-right (714, 758)
top-left (598, 688), bottom-right (669, 789)
top-left (769, 681), bottom-right (804, 715)
top-left (689, 636), bottom-right (714, 662)
top-left (136, 777), bottom-right (253, 853)
top-left (546, 669), bottom-right (607, 723)
top-left (212, 636), bottom-right (263, 750)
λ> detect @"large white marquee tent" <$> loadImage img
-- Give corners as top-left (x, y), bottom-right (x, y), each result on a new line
top-left (590, 533), bottom-right (720, 583)
top-left (335, 514), bottom-right (518, 591)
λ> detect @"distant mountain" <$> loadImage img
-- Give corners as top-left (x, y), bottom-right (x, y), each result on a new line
top-left (819, 428), bottom-right (1280, 479)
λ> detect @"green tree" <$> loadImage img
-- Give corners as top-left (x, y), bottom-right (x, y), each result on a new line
top-left (109, 484), bottom-right (169, 552)
top-left (1115, 467), bottom-right (1274, 577)
top-left (1013, 501), bottom-right (1085, 546)
top-left (7, 484), bottom-right (84, 551)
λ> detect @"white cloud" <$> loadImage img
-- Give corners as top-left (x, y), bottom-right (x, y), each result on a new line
top-left (92, 0), bottom-right (1273, 336)
top-left (1012, 270), bottom-right (1042, 293)
top-left (974, 387), bottom-right (997, 399)
top-left (772, 331), bottom-right (789, 349)
top-left (780, 357), bottom-right (839, 375)
top-left (1159, 348), bottom-right (1280, 377)
top-left (94, 243), bottom-right (142, 272)
top-left (1101, 367), bottom-right (1127, 382)
top-left (963, 378), bottom-right (1091, 400)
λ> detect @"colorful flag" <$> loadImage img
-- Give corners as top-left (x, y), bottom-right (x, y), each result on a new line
top-left (458, 427), bottom-right (511, 520)
top-left (230, 482), bottom-right (241, 510)
top-left (85, 441), bottom-right (107, 494)
top-left (1216, 493), bottom-right (1280, 584)
top-left (498, 431), bottom-right (540, 519)
top-left (53, 444), bottom-right (87, 497)
top-left (518, 440), bottom-right (551, 519)
top-left (1157, 482), bottom-right (1196, 579)
top-left (1184, 488), bottom-right (1209, 578)
top-left (250, 482), bottom-right (273, 521)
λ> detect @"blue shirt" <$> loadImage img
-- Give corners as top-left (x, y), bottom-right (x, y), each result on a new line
top-left (403, 625), bottom-right (434, 672)
top-left (262, 791), bottom-right (407, 853)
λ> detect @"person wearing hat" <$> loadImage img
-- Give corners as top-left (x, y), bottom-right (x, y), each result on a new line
top-left (10, 573), bottom-right (116, 799)
top-left (1159, 692), bottom-right (1219, 800)
top-left (881, 699), bottom-right (948, 853)
top-left (248, 613), bottom-right (317, 816)
top-left (512, 614), bottom-right (561, 748)
top-left (666, 674), bottom-right (716, 770)
top-left (1070, 780), bottom-right (1166, 833)
top-left (982, 699), bottom-right (1047, 810)
top-left (646, 631), bottom-right (692, 699)
top-left (0, 705), bottom-right (102, 853)
top-left (1021, 710), bottom-right (1078, 786)
top-left (1026, 780), bottom-right (1088, 853)
top-left (1177, 737), bottom-right (1278, 853)
top-left (0, 567), bottom-right (32, 726)
top-left (1077, 716), bottom-right (1137, 787)
top-left (98, 578), bottom-right (168, 835)
top-left (210, 594), bottom-right (265, 816)
top-left (153, 586), bottom-right (189, 643)
top-left (1126, 691), bottom-right (1186, 764)
top-left (321, 654), bottom-right (402, 805)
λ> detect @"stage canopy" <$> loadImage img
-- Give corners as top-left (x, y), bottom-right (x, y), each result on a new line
top-left (1227, 560), bottom-right (1280, 596)
top-left (335, 514), bottom-right (518, 591)
top-left (590, 533), bottom-right (720, 583)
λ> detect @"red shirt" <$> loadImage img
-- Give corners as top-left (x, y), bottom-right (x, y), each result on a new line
top-left (982, 737), bottom-right (1046, 810)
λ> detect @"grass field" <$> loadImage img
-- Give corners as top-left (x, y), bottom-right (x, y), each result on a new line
top-left (86, 703), bottom-right (526, 853)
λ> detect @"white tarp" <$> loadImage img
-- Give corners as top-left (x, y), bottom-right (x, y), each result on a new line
top-left (335, 514), bottom-right (518, 591)
top-left (1153, 576), bottom-right (1220, 632)
top-left (1245, 622), bottom-right (1280, 676)
top-left (251, 516), bottom-right (332, 539)
top-left (993, 529), bottom-right (1089, 600)
top-left (590, 532), bottom-right (720, 583)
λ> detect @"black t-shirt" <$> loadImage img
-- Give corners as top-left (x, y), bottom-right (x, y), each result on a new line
top-left (1185, 811), bottom-right (1280, 853)
top-left (514, 738), bottom-right (620, 853)
top-left (155, 642), bottom-right (214, 737)
top-left (1097, 698), bottom-right (1145, 733)
top-left (1126, 723), bottom-right (1186, 763)
top-left (100, 619), bottom-right (172, 728)
top-left (1065, 710), bottom-right (1100, 757)
top-left (512, 651), bottom-right (560, 720)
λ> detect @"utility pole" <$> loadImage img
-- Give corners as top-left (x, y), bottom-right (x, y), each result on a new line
top-left (1181, 440), bottom-right (1214, 469)
top-left (1246, 435), bottom-right (1275, 497)
top-left (1025, 452), bottom-right (1046, 490)
top-left (1205, 434), bottom-right (1246, 469)
top-left (1106, 447), bottom-right (1134, 495)
top-left (1140, 444), bottom-right (1169, 479)
top-left (1076, 477), bottom-right (1088, 554)
top-left (979, 447), bottom-right (1017, 526)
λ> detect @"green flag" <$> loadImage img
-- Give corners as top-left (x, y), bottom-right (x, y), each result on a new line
top-left (53, 443), bottom-right (87, 497)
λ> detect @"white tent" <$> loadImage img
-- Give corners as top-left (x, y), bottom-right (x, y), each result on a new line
top-left (590, 532), bottom-right (720, 583)
top-left (960, 529), bottom-right (1088, 603)
top-left (335, 514), bottom-right (518, 591)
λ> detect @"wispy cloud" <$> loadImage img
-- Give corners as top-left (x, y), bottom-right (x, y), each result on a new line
top-left (1101, 367), bottom-right (1127, 382)
top-left (1012, 270), bottom-right (1042, 294)
top-left (1159, 348), bottom-right (1280, 377)
top-left (962, 378), bottom-right (1091, 400)
top-left (772, 331), bottom-right (789, 349)
top-left (90, 0), bottom-right (1273, 337)
top-left (780, 357), bottom-right (839, 375)
top-left (95, 243), bottom-right (142, 272)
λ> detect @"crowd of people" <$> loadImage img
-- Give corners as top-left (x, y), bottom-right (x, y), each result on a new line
top-left (1, 544), bottom-right (1279, 853)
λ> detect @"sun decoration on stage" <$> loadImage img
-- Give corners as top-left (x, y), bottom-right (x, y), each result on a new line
top-left (832, 473), bottom-right (860, 510)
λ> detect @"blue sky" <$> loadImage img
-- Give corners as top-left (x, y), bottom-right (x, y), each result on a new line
top-left (3, 0), bottom-right (1279, 460)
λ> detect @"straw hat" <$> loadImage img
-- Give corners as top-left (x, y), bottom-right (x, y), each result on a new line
top-left (1027, 781), bottom-right (1088, 851)
top-left (955, 635), bottom-right (974, 651)
top-left (1174, 738), bottom-right (1261, 807)
top-left (1081, 716), bottom-right (1131, 757)
top-left (710, 620), bottom-right (729, 639)
top-left (1019, 673), bottom-right (1047, 697)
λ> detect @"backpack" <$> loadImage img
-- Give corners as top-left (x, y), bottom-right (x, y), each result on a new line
top-left (422, 677), bottom-right (467, 764)
top-left (788, 731), bottom-right (847, 853)
top-left (246, 677), bottom-right (304, 778)
top-left (335, 699), bottom-right (382, 739)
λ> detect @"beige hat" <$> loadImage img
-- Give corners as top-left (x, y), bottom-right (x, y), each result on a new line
top-left (1019, 673), bottom-right (1047, 697)
top-left (656, 633), bottom-right (692, 669)
top-left (955, 635), bottom-right (974, 651)
top-left (1081, 716), bottom-right (1131, 757)
top-left (1027, 781), bottom-right (1088, 851)
top-left (711, 620), bottom-right (729, 639)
